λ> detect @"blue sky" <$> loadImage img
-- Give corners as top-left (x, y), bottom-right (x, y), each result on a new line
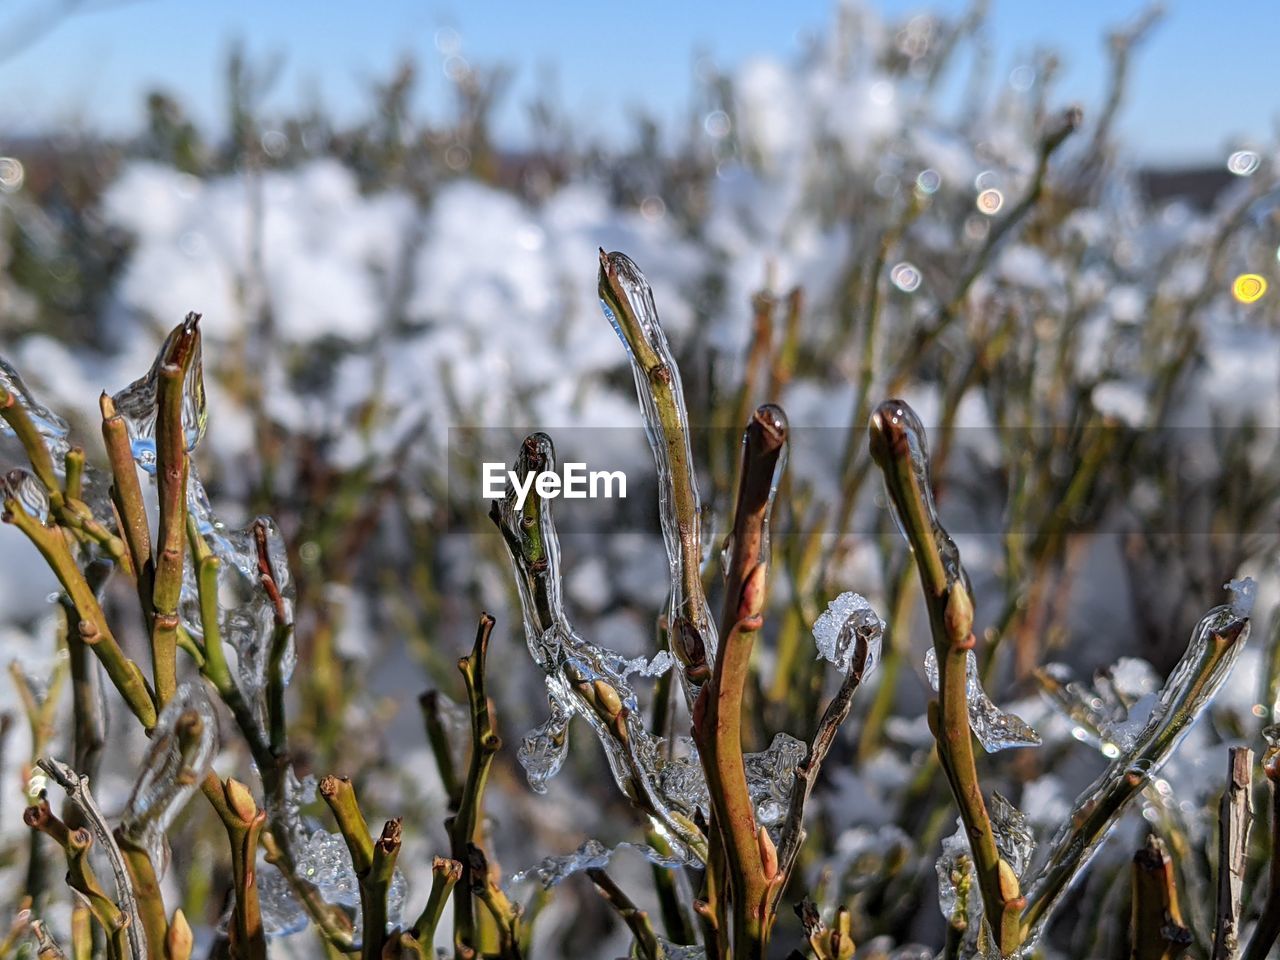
top-left (0, 0), bottom-right (1273, 165)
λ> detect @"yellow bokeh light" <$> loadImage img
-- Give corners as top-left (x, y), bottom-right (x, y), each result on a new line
top-left (1232, 273), bottom-right (1268, 303)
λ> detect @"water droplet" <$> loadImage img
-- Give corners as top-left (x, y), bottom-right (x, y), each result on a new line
top-left (915, 169), bottom-right (941, 195)
top-left (890, 262), bottom-right (922, 293)
top-left (0, 157), bottom-right (25, 193)
top-left (1009, 64), bottom-right (1036, 91)
top-left (1232, 274), bottom-right (1267, 303)
top-left (976, 188), bottom-right (1004, 215)
top-left (703, 110), bottom-right (731, 139)
top-left (1227, 150), bottom-right (1261, 176)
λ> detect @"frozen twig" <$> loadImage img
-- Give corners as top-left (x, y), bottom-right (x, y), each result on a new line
top-left (3, 495), bottom-right (156, 728)
top-left (36, 759), bottom-right (146, 960)
top-left (24, 798), bottom-right (132, 960)
top-left (694, 403), bottom-right (788, 958)
top-left (450, 613), bottom-right (502, 958)
top-left (586, 868), bottom-right (661, 960)
top-left (1211, 748), bottom-right (1253, 960)
top-left (773, 611), bottom-right (876, 902)
top-left (1242, 739), bottom-right (1280, 960)
top-left (1131, 835), bottom-right (1191, 960)
top-left (868, 399), bottom-right (1022, 955)
top-left (201, 776), bottom-right (267, 960)
top-left (598, 249), bottom-right (717, 689)
top-left (411, 856), bottom-right (462, 946)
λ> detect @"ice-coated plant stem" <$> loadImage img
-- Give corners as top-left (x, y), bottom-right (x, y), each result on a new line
top-left (868, 399), bottom-right (1023, 955)
top-left (319, 776), bottom-right (402, 960)
top-left (24, 798), bottom-right (132, 960)
top-left (1022, 595), bottom-right (1252, 939)
top-left (773, 608), bottom-right (877, 903)
top-left (586, 868), bottom-right (661, 960)
top-left (1130, 835), bottom-right (1191, 960)
top-left (450, 613), bottom-right (502, 959)
top-left (1211, 748), bottom-right (1253, 960)
top-left (201, 776), bottom-right (268, 960)
top-left (1242, 739), bottom-right (1280, 960)
top-left (100, 390), bottom-right (154, 610)
top-left (2, 493), bottom-right (157, 728)
top-left (411, 856), bottom-right (463, 947)
top-left (152, 322), bottom-right (199, 708)
top-left (694, 403), bottom-right (788, 959)
top-left (598, 249), bottom-right (716, 687)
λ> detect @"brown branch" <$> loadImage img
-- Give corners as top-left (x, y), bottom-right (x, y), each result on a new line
top-left (1131, 835), bottom-right (1191, 960)
top-left (1212, 748), bottom-right (1253, 960)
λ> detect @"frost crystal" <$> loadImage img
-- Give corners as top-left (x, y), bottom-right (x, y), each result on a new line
top-left (925, 648), bottom-right (1041, 752)
top-left (812, 591), bottom-right (884, 675)
top-left (118, 683), bottom-right (219, 876)
top-left (657, 940), bottom-right (706, 960)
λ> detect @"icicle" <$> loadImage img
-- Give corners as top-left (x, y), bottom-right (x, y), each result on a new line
top-left (598, 252), bottom-right (718, 691)
top-left (1, 468), bottom-right (51, 524)
top-left (518, 697), bottom-right (571, 794)
top-left (925, 648), bottom-right (1041, 752)
top-left (1021, 583), bottom-right (1253, 946)
top-left (118, 683), bottom-right (220, 876)
top-left (812, 592), bottom-right (885, 676)
top-left (0, 357), bottom-right (72, 462)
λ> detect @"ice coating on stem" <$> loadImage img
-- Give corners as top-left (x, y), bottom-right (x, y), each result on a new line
top-left (813, 591), bottom-right (885, 675)
top-left (598, 251), bottom-right (718, 692)
top-left (1, 469), bottom-right (50, 524)
top-left (925, 648), bottom-right (1041, 752)
top-left (745, 731), bottom-right (808, 826)
top-left (656, 940), bottom-right (706, 960)
top-left (511, 838), bottom-right (612, 888)
top-left (1021, 583), bottom-right (1253, 943)
top-left (256, 859), bottom-right (310, 937)
top-left (110, 313), bottom-right (207, 474)
top-left (118, 683), bottom-right (220, 876)
top-left (0, 357), bottom-right (72, 462)
top-left (1038, 657), bottom-right (1161, 758)
top-left (870, 400), bottom-right (972, 597)
top-left (492, 432), bottom-right (707, 858)
top-left (988, 791), bottom-right (1035, 880)
top-left (510, 837), bottom-right (692, 890)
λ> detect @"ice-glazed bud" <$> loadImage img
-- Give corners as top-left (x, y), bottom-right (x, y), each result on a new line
top-left (925, 648), bottom-right (1041, 752)
top-left (869, 399), bottom-right (970, 597)
top-left (110, 313), bottom-right (206, 474)
top-left (812, 592), bottom-right (884, 676)
top-left (1, 469), bottom-right (50, 524)
top-left (119, 682), bottom-right (220, 876)
top-left (0, 356), bottom-right (72, 460)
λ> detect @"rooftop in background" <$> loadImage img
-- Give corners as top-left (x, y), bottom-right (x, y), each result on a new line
top-left (0, 0), bottom-right (1273, 168)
